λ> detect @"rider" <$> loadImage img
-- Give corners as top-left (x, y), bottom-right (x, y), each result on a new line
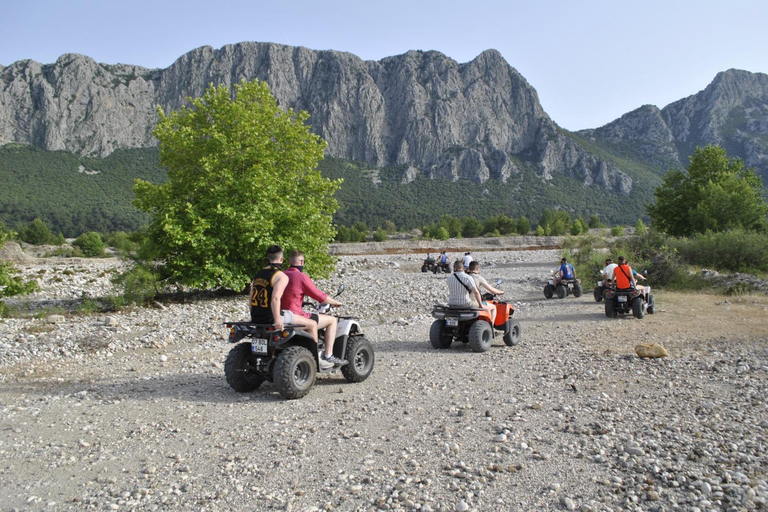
top-left (281, 250), bottom-right (346, 367)
top-left (602, 258), bottom-right (618, 286)
top-left (249, 245), bottom-right (316, 337)
top-left (611, 256), bottom-right (637, 290)
top-left (556, 257), bottom-right (575, 285)
top-left (467, 261), bottom-right (503, 326)
top-left (437, 250), bottom-right (449, 271)
top-left (448, 260), bottom-right (487, 315)
top-left (462, 252), bottom-right (473, 271)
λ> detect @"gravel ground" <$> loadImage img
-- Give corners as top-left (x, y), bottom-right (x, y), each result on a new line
top-left (1, 250), bottom-right (767, 511)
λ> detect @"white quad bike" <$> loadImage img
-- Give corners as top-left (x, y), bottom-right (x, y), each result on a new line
top-left (543, 271), bottom-right (583, 299)
top-left (223, 285), bottom-right (374, 399)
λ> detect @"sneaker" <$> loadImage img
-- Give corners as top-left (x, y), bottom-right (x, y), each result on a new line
top-left (318, 357), bottom-right (334, 370)
top-left (322, 353), bottom-right (348, 367)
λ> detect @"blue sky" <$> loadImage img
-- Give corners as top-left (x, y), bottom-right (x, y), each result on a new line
top-left (3, 0), bottom-right (766, 131)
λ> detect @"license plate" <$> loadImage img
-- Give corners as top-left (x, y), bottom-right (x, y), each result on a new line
top-left (445, 317), bottom-right (458, 327)
top-left (251, 338), bottom-right (268, 354)
top-left (618, 296), bottom-right (627, 302)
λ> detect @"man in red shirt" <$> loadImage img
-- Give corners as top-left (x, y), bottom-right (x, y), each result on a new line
top-left (281, 251), bottom-right (346, 366)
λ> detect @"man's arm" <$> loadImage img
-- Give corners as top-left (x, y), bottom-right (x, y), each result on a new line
top-left (478, 275), bottom-right (503, 295)
top-left (271, 273), bottom-right (288, 330)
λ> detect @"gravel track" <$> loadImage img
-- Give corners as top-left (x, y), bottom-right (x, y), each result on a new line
top-left (1, 250), bottom-right (767, 511)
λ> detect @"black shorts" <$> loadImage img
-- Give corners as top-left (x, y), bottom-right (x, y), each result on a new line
top-left (309, 313), bottom-right (319, 323)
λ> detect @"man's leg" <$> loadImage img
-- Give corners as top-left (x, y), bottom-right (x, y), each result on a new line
top-left (316, 314), bottom-right (338, 356)
top-left (287, 313), bottom-right (318, 343)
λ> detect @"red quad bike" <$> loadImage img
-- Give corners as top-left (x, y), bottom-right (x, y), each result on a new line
top-left (429, 279), bottom-right (521, 352)
top-left (223, 285), bottom-right (374, 399)
top-left (543, 272), bottom-right (583, 299)
top-left (604, 284), bottom-right (655, 319)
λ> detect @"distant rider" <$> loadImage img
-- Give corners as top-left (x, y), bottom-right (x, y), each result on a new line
top-left (556, 257), bottom-right (575, 285)
top-left (462, 252), bottom-right (473, 271)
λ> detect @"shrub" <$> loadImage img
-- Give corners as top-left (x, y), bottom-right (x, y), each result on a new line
top-left (112, 264), bottom-right (160, 305)
top-left (72, 232), bottom-right (105, 257)
top-left (674, 229), bottom-right (768, 273)
top-left (372, 227), bottom-right (388, 242)
top-left (611, 226), bottom-right (625, 236)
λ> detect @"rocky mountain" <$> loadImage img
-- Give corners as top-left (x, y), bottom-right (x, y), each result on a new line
top-left (0, 42), bottom-right (632, 194)
top-left (578, 69), bottom-right (768, 179)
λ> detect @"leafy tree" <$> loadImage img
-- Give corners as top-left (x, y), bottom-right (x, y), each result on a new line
top-left (73, 232), bottom-right (106, 257)
top-left (133, 80), bottom-right (340, 290)
top-left (648, 145), bottom-right (768, 236)
top-left (515, 216), bottom-right (531, 235)
top-left (535, 225), bottom-right (545, 236)
top-left (634, 219), bottom-right (647, 236)
top-left (435, 226), bottom-right (449, 240)
top-left (462, 217), bottom-right (483, 238)
top-left (611, 226), bottom-right (625, 236)
top-left (20, 218), bottom-right (56, 245)
top-left (382, 220), bottom-right (397, 234)
top-left (588, 215), bottom-right (603, 229)
top-left (570, 220), bottom-right (583, 236)
top-left (0, 229), bottom-right (39, 303)
top-left (372, 227), bottom-right (388, 242)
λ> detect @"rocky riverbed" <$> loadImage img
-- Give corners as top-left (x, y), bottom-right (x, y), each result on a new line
top-left (1, 249), bottom-right (767, 511)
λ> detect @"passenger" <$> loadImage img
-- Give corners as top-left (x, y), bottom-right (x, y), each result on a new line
top-left (467, 261), bottom-right (503, 326)
top-left (602, 258), bottom-right (618, 286)
top-left (281, 250), bottom-right (346, 367)
top-left (462, 251), bottom-right (473, 271)
top-left (249, 245), bottom-right (317, 338)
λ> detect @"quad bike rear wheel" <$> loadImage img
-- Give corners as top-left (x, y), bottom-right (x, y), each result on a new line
top-left (503, 319), bottom-right (521, 346)
top-left (632, 297), bottom-right (645, 319)
top-left (556, 284), bottom-right (567, 299)
top-left (593, 286), bottom-right (603, 302)
top-left (605, 298), bottom-right (617, 318)
top-left (429, 320), bottom-right (452, 349)
top-left (274, 346), bottom-right (316, 399)
top-left (647, 294), bottom-right (655, 314)
top-left (468, 321), bottom-right (493, 352)
top-left (543, 284), bottom-right (554, 299)
top-left (341, 335), bottom-right (375, 383)
top-left (225, 343), bottom-right (265, 392)
top-left (573, 283), bottom-right (583, 298)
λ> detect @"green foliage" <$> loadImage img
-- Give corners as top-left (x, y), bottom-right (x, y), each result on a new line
top-left (112, 263), bottom-right (161, 305)
top-left (569, 220), bottom-right (583, 236)
top-left (588, 215), bottom-right (603, 229)
top-left (635, 219), bottom-right (648, 235)
top-left (0, 231), bottom-right (39, 299)
top-left (382, 220), bottom-right (397, 234)
top-left (20, 218), bottom-right (57, 245)
top-left (535, 225), bottom-right (545, 236)
top-left (0, 145), bottom-right (165, 236)
top-left (648, 145), bottom-right (768, 236)
top-left (538, 209), bottom-right (573, 236)
top-left (104, 231), bottom-right (136, 256)
top-left (72, 232), bottom-right (106, 257)
top-left (435, 226), bottom-right (449, 240)
top-left (611, 226), bottom-right (625, 236)
top-left (515, 216), bottom-right (531, 235)
top-left (372, 227), bottom-right (388, 242)
top-left (674, 229), bottom-right (768, 273)
top-left (134, 80), bottom-right (340, 290)
top-left (462, 217), bottom-right (483, 238)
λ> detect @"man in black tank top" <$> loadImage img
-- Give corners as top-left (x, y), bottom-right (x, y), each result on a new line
top-left (250, 245), bottom-right (290, 330)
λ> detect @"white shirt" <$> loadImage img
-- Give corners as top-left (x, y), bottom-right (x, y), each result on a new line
top-left (602, 263), bottom-right (618, 279)
top-left (462, 254), bottom-right (473, 268)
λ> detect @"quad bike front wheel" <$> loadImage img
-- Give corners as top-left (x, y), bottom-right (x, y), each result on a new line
top-left (341, 335), bottom-right (375, 383)
top-left (503, 319), bottom-right (521, 347)
top-left (421, 265), bottom-right (428, 273)
top-left (647, 294), bottom-right (655, 314)
top-left (573, 283), bottom-right (583, 298)
top-left (556, 284), bottom-right (567, 299)
top-left (593, 286), bottom-right (603, 302)
top-left (225, 343), bottom-right (265, 392)
top-left (543, 284), bottom-right (554, 299)
top-left (429, 320), bottom-right (452, 349)
top-left (632, 297), bottom-right (645, 319)
top-left (274, 346), bottom-right (316, 399)
top-left (468, 321), bottom-right (493, 352)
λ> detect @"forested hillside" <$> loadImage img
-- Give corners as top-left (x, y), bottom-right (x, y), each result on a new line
top-left (0, 147), bottom-right (658, 236)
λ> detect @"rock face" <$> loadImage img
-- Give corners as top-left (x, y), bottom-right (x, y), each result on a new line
top-left (0, 42), bottom-right (632, 193)
top-left (579, 69), bottom-right (768, 178)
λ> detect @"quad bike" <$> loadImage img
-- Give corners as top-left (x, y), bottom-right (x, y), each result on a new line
top-left (604, 284), bottom-right (655, 319)
top-left (422, 254), bottom-right (451, 274)
top-left (543, 271), bottom-right (583, 299)
top-left (223, 285), bottom-right (374, 399)
top-left (429, 279), bottom-right (521, 352)
top-left (593, 272), bottom-right (610, 302)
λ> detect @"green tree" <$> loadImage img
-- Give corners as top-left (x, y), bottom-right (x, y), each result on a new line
top-left (462, 217), bottom-right (483, 238)
top-left (569, 220), bottom-right (583, 236)
top-left (20, 218), bottom-right (56, 245)
top-left (0, 229), bottom-right (39, 303)
top-left (634, 219), bottom-right (647, 236)
top-left (73, 232), bottom-right (106, 257)
top-left (134, 80), bottom-right (340, 290)
top-left (648, 145), bottom-right (768, 236)
top-left (372, 227), bottom-right (388, 242)
top-left (515, 216), bottom-right (531, 235)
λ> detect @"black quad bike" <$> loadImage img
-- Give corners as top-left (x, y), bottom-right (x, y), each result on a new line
top-left (429, 279), bottom-right (521, 352)
top-left (223, 286), bottom-right (374, 399)
top-left (543, 273), bottom-right (583, 299)
top-left (604, 285), bottom-right (655, 319)
top-left (422, 254), bottom-right (451, 274)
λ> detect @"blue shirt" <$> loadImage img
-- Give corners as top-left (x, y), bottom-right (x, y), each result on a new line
top-left (559, 262), bottom-right (574, 279)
